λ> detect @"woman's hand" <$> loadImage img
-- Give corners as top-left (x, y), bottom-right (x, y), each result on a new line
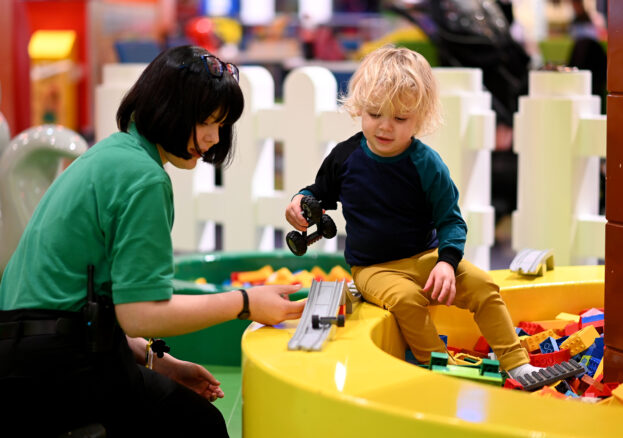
top-left (247, 284), bottom-right (306, 325)
top-left (422, 261), bottom-right (456, 306)
top-left (155, 356), bottom-right (224, 402)
top-left (285, 194), bottom-right (308, 231)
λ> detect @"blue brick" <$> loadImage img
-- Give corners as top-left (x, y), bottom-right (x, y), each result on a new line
top-left (515, 327), bottom-right (529, 337)
top-left (585, 356), bottom-right (601, 377)
top-left (539, 337), bottom-right (560, 354)
top-left (586, 337), bottom-right (604, 360)
top-left (439, 334), bottom-right (448, 346)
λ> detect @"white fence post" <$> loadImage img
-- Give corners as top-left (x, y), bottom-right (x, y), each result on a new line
top-left (253, 66), bottom-right (358, 251)
top-left (424, 68), bottom-right (496, 270)
top-left (94, 64), bottom-right (497, 264)
top-left (512, 70), bottom-right (606, 265)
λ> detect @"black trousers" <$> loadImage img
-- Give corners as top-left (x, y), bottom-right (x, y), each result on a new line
top-left (0, 311), bottom-right (228, 437)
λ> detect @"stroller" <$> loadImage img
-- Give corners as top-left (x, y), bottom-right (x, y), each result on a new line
top-left (387, 0), bottom-right (531, 128)
top-left (387, 0), bottom-right (532, 222)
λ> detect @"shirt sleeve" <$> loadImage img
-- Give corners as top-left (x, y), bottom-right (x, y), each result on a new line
top-left (298, 133), bottom-right (361, 210)
top-left (412, 145), bottom-right (467, 269)
top-left (108, 181), bottom-right (175, 304)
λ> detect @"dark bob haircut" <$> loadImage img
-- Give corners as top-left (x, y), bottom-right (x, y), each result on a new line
top-left (117, 45), bottom-right (244, 167)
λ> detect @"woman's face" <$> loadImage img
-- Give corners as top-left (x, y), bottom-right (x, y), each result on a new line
top-left (158, 115), bottom-right (223, 169)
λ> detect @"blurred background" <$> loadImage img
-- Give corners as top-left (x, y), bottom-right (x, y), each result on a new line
top-left (0, 0), bottom-right (609, 268)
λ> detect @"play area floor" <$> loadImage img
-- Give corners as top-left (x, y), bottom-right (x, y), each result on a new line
top-left (208, 365), bottom-right (243, 438)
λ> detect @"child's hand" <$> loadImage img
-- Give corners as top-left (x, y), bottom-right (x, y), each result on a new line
top-left (423, 261), bottom-right (456, 306)
top-left (285, 194), bottom-right (309, 231)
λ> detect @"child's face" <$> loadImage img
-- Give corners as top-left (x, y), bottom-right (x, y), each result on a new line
top-left (361, 104), bottom-right (418, 157)
top-left (159, 114), bottom-right (223, 169)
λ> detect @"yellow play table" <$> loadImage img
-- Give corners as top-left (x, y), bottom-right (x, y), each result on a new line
top-left (242, 265), bottom-right (620, 437)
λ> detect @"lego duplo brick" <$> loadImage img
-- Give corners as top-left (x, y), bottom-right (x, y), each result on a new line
top-left (518, 321), bottom-right (546, 335)
top-left (583, 336), bottom-right (605, 359)
top-left (559, 325), bottom-right (599, 356)
top-left (504, 378), bottom-right (523, 390)
top-left (554, 380), bottom-right (573, 394)
top-left (515, 327), bottom-right (529, 336)
top-left (431, 364), bottom-right (504, 386)
top-left (530, 348), bottom-right (571, 367)
top-left (473, 335), bottom-right (491, 354)
top-left (579, 374), bottom-right (601, 393)
top-left (539, 336), bottom-right (560, 354)
top-left (520, 329), bottom-right (560, 353)
top-left (515, 359), bottom-right (585, 391)
top-left (564, 322), bottom-right (580, 336)
top-left (453, 352), bottom-right (482, 366)
top-left (531, 319), bottom-right (572, 336)
top-left (580, 308), bottom-right (604, 329)
top-left (458, 348), bottom-right (489, 358)
top-left (584, 382), bottom-right (619, 398)
top-left (556, 312), bottom-right (580, 323)
top-left (580, 355), bottom-right (602, 377)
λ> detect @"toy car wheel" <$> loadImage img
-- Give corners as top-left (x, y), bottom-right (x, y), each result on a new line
top-left (337, 314), bottom-right (345, 327)
top-left (286, 231), bottom-right (307, 256)
top-left (320, 215), bottom-right (337, 239)
top-left (311, 314), bottom-right (320, 329)
top-left (301, 196), bottom-right (322, 224)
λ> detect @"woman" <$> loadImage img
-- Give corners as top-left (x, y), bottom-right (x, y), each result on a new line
top-left (0, 45), bottom-right (304, 436)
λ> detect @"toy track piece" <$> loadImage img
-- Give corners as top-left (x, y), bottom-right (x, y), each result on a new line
top-left (288, 280), bottom-right (348, 351)
top-left (509, 248), bottom-right (554, 276)
top-left (515, 359), bottom-right (585, 391)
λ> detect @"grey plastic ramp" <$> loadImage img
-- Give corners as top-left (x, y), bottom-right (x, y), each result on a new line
top-left (288, 280), bottom-right (346, 351)
top-left (509, 248), bottom-right (554, 276)
top-left (515, 360), bottom-right (585, 391)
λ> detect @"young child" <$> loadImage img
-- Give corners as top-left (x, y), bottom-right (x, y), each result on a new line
top-left (285, 45), bottom-right (538, 380)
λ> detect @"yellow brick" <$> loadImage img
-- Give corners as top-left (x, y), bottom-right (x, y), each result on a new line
top-left (559, 326), bottom-right (599, 356)
top-left (520, 329), bottom-right (559, 352)
top-left (556, 312), bottom-right (581, 323)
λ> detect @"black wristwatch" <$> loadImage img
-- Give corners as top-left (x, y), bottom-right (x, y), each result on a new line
top-left (237, 289), bottom-right (250, 320)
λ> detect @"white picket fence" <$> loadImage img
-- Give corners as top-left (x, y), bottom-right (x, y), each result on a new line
top-left (94, 63), bottom-right (606, 270)
top-left (512, 70), bottom-right (606, 266)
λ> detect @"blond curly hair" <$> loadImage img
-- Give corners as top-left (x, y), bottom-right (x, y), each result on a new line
top-left (341, 45), bottom-right (442, 137)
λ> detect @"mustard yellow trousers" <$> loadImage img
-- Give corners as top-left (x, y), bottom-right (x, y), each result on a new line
top-left (351, 249), bottom-right (529, 371)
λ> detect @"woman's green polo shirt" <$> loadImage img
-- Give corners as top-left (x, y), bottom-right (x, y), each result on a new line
top-left (0, 124), bottom-right (175, 312)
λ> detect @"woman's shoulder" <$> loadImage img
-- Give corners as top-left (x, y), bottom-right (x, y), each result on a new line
top-left (85, 132), bottom-right (170, 188)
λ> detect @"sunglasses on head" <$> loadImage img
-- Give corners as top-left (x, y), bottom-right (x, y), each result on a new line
top-left (201, 54), bottom-right (239, 82)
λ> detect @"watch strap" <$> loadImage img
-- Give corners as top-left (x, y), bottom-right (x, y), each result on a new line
top-left (237, 288), bottom-right (250, 320)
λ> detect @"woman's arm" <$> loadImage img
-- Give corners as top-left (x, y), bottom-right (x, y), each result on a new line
top-left (115, 284), bottom-right (305, 338)
top-left (125, 335), bottom-right (225, 401)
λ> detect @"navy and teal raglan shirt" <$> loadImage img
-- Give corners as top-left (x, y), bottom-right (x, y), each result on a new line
top-left (0, 124), bottom-right (175, 312)
top-left (300, 132), bottom-right (467, 269)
